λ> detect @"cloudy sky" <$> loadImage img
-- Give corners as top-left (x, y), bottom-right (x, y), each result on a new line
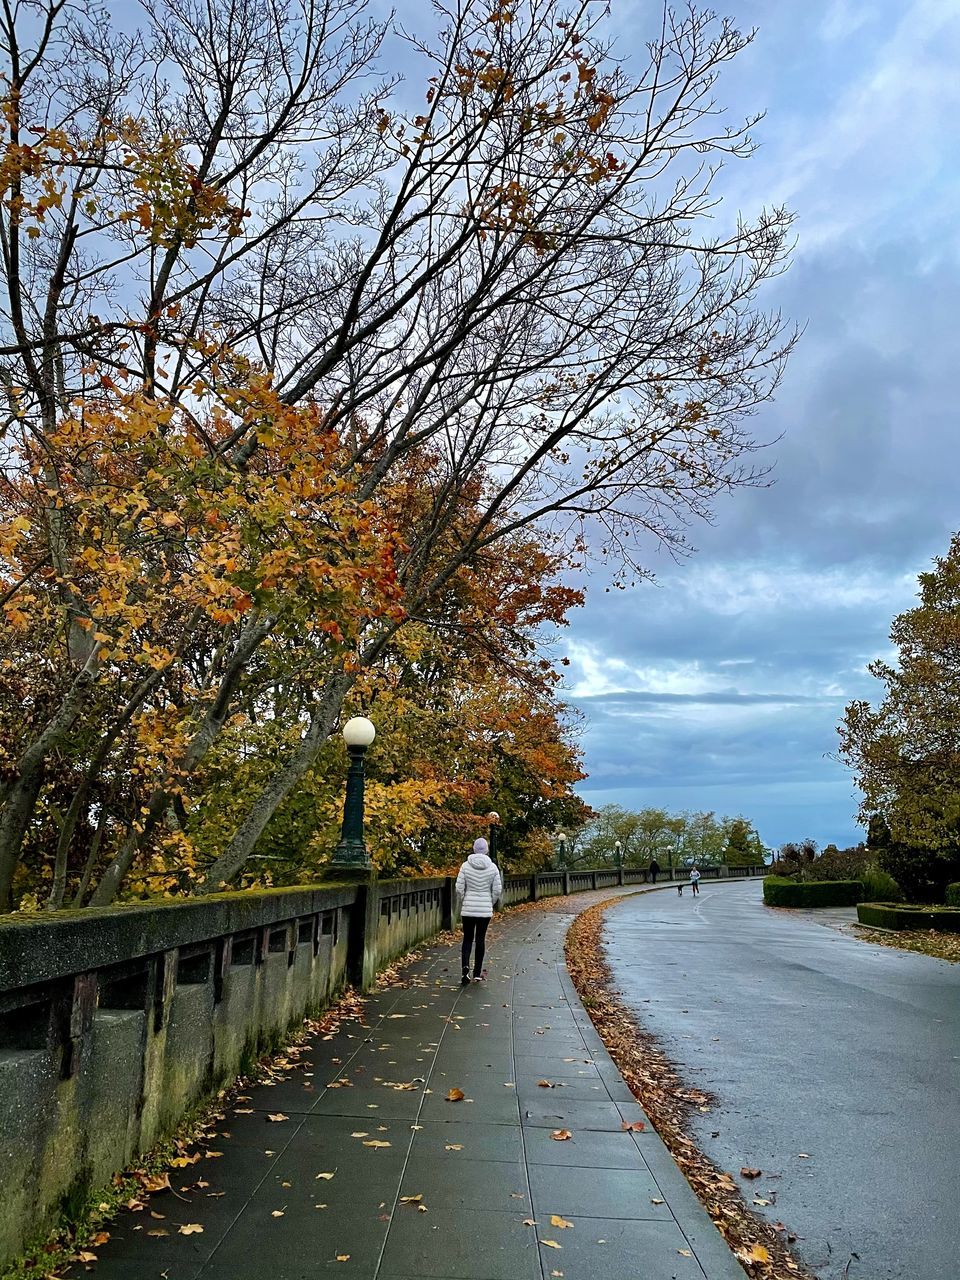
top-left (562, 0), bottom-right (960, 849)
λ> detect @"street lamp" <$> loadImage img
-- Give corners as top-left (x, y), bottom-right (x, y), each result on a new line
top-left (330, 716), bottom-right (376, 870)
top-left (487, 811), bottom-right (501, 867)
top-left (614, 840), bottom-right (623, 871)
top-left (556, 831), bottom-right (567, 868)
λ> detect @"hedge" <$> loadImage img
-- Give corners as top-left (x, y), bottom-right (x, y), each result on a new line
top-left (763, 876), bottom-right (864, 908)
top-left (857, 901), bottom-right (960, 932)
top-left (946, 883), bottom-right (960, 908)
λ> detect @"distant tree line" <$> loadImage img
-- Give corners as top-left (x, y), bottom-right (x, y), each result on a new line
top-left (561, 806), bottom-right (765, 871)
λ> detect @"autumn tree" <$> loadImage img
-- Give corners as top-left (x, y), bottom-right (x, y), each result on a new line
top-left (839, 534), bottom-right (960, 898)
top-left (1, 0), bottom-right (796, 907)
top-left (723, 816), bottom-right (764, 866)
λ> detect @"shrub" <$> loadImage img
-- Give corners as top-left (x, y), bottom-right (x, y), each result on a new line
top-left (876, 843), bottom-right (960, 904)
top-left (860, 866), bottom-right (903, 903)
top-left (857, 902), bottom-right (960, 932)
top-left (763, 876), bottom-right (864, 908)
top-left (946, 883), bottom-right (960, 907)
top-left (809, 843), bottom-right (870, 882)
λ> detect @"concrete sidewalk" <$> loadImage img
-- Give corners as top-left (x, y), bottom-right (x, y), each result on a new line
top-left (64, 886), bottom-right (744, 1280)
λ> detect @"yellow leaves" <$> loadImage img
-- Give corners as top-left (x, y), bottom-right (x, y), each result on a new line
top-left (137, 1172), bottom-right (171, 1194)
top-left (540, 1239), bottom-right (562, 1249)
top-left (362, 1140), bottom-right (392, 1149)
top-left (178, 1223), bottom-right (204, 1235)
top-left (549, 1215), bottom-right (574, 1229)
top-left (445, 1088), bottom-right (465, 1102)
top-left (736, 1244), bottom-right (770, 1265)
top-left (550, 1129), bottom-right (572, 1141)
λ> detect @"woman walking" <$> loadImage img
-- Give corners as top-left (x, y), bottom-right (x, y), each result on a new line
top-left (455, 838), bottom-right (503, 984)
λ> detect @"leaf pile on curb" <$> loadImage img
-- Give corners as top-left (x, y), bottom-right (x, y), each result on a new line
top-left (564, 897), bottom-right (815, 1280)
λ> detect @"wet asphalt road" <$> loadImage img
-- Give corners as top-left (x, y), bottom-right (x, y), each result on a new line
top-left (603, 880), bottom-right (960, 1280)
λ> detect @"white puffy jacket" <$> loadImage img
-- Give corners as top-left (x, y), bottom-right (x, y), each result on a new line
top-left (455, 852), bottom-right (503, 918)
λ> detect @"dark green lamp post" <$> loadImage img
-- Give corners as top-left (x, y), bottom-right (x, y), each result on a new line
top-left (487, 811), bottom-right (500, 867)
top-left (331, 716), bottom-right (376, 870)
top-left (614, 839), bottom-right (623, 871)
top-left (556, 830), bottom-right (567, 869)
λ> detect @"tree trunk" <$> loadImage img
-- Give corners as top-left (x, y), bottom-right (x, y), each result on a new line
top-left (0, 649), bottom-right (101, 909)
top-left (0, 765), bottom-right (43, 912)
top-left (199, 671), bottom-right (353, 892)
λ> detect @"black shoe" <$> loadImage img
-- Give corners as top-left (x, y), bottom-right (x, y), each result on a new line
top-left (461, 972), bottom-right (471, 985)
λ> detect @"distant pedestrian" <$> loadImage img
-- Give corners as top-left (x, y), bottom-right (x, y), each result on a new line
top-left (690, 865), bottom-right (701, 895)
top-left (455, 838), bottom-right (503, 984)
top-left (648, 858), bottom-right (660, 885)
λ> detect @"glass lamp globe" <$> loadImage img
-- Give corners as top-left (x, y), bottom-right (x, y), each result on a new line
top-left (342, 716), bottom-right (376, 748)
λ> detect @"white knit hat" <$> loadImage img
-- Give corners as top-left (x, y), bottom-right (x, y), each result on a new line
top-left (473, 837), bottom-right (489, 856)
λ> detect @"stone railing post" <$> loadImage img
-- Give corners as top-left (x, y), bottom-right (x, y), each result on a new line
top-left (563, 871), bottom-right (571, 895)
top-left (345, 877), bottom-right (380, 990)
top-left (530, 875), bottom-right (539, 902)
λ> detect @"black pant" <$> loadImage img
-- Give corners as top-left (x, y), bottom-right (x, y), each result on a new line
top-left (461, 916), bottom-right (490, 976)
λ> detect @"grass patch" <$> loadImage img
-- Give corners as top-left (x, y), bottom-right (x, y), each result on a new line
top-left (854, 926), bottom-right (960, 964)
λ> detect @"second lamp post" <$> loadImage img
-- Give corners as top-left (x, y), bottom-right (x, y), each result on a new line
top-left (330, 716), bottom-right (376, 870)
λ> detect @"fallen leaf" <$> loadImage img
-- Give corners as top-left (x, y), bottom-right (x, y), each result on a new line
top-left (753, 1197), bottom-right (771, 1206)
top-left (350, 1132), bottom-right (369, 1138)
top-left (335, 1254), bottom-right (350, 1262)
top-left (362, 1140), bottom-right (391, 1149)
top-left (540, 1239), bottom-right (562, 1249)
top-left (538, 1080), bottom-right (555, 1088)
top-left (798, 1153), bottom-right (811, 1159)
top-left (550, 1129), bottom-right (572, 1141)
top-left (550, 1215), bottom-right (574, 1229)
top-left (399, 1195), bottom-right (423, 1205)
top-left (678, 1248), bottom-right (692, 1257)
top-left (271, 1210), bottom-right (285, 1218)
top-left (267, 1114), bottom-right (289, 1123)
top-left (316, 1172), bottom-right (336, 1180)
top-left (650, 1198), bottom-right (664, 1205)
top-left (204, 1151), bottom-right (224, 1159)
top-left (234, 1107), bottom-right (254, 1115)
top-left (418, 1204), bottom-right (428, 1213)
top-left (90, 1231), bottom-right (110, 1246)
top-left (446, 1088), bottom-right (465, 1102)
top-left (147, 1229), bottom-right (169, 1238)
top-left (445, 1143), bottom-right (463, 1151)
top-left (170, 1155), bottom-right (200, 1168)
top-left (621, 1121), bottom-right (645, 1132)
top-left (179, 1224), bottom-right (204, 1235)
top-left (747, 1244), bottom-right (770, 1263)
top-left (522, 1219), bottom-right (538, 1227)
top-left (740, 1167), bottom-right (762, 1179)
